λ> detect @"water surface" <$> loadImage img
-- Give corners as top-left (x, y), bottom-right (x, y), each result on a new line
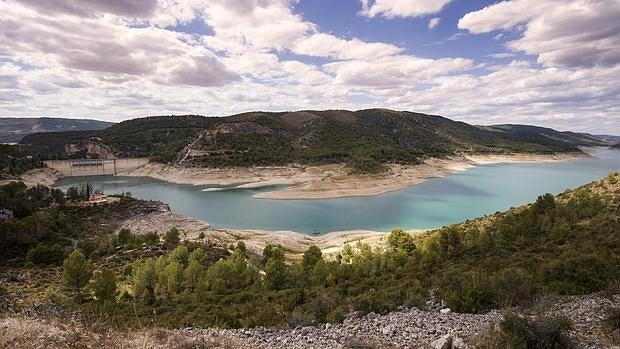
top-left (54, 148), bottom-right (620, 233)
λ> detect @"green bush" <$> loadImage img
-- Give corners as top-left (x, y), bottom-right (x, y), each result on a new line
top-left (117, 229), bottom-right (133, 245)
top-left (502, 313), bottom-right (574, 348)
top-left (348, 155), bottom-right (387, 174)
top-left (478, 313), bottom-right (575, 348)
top-left (541, 253), bottom-right (611, 294)
top-left (26, 243), bottom-right (65, 266)
top-left (164, 228), bottom-right (180, 246)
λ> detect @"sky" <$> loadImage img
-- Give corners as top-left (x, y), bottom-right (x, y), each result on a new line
top-left (0, 0), bottom-right (619, 134)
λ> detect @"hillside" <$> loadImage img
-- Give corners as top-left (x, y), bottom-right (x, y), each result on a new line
top-left (0, 173), bottom-right (620, 327)
top-left (482, 124), bottom-right (608, 148)
top-left (1, 173), bottom-right (618, 347)
top-left (597, 134), bottom-right (620, 143)
top-left (0, 117), bottom-right (112, 143)
top-left (18, 110), bottom-right (609, 172)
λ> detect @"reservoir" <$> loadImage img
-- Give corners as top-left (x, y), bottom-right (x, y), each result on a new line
top-left (53, 148), bottom-right (620, 233)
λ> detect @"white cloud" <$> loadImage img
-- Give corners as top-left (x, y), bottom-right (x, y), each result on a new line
top-left (0, 0), bottom-right (618, 134)
top-left (360, 0), bottom-right (453, 18)
top-left (487, 53), bottom-right (516, 59)
top-left (17, 0), bottom-right (159, 17)
top-left (292, 33), bottom-right (402, 60)
top-left (0, 3), bottom-right (238, 85)
top-left (388, 61), bottom-right (620, 133)
top-left (458, 0), bottom-right (620, 68)
top-left (324, 56), bottom-right (472, 88)
top-left (428, 17), bottom-right (440, 30)
top-left (166, 55), bottom-right (240, 87)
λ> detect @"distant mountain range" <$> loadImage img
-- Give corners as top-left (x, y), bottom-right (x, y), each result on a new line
top-left (596, 134), bottom-right (620, 143)
top-left (17, 109), bottom-right (612, 172)
top-left (0, 117), bottom-right (113, 143)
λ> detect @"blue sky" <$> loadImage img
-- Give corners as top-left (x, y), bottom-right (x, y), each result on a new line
top-left (0, 0), bottom-right (619, 133)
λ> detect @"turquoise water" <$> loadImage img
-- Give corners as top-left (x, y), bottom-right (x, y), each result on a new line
top-left (53, 148), bottom-right (620, 233)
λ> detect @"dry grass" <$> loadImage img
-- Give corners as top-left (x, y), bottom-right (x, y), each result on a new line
top-left (0, 314), bottom-right (241, 349)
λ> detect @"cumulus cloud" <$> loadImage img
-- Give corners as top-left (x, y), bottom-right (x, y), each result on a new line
top-left (324, 56), bottom-right (472, 88)
top-left (0, 0), bottom-right (618, 134)
top-left (360, 0), bottom-right (453, 18)
top-left (292, 33), bottom-right (402, 60)
top-left (388, 61), bottom-right (620, 133)
top-left (458, 0), bottom-right (620, 68)
top-left (167, 55), bottom-right (240, 87)
top-left (201, 0), bottom-right (313, 51)
top-left (18, 0), bottom-right (158, 17)
top-left (0, 3), bottom-right (238, 85)
top-left (428, 17), bottom-right (440, 30)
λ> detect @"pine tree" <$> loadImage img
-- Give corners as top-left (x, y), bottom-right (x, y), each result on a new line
top-left (62, 250), bottom-right (93, 298)
top-left (92, 267), bottom-right (117, 303)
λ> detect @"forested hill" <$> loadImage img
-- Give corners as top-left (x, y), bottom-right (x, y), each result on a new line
top-left (0, 117), bottom-right (112, 143)
top-left (18, 110), bottom-right (610, 171)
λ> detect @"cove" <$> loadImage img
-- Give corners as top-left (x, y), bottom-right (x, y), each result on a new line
top-left (53, 148), bottom-right (620, 234)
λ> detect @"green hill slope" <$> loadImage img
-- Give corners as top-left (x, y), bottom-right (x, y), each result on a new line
top-left (0, 172), bottom-right (617, 329)
top-left (19, 110), bottom-right (608, 171)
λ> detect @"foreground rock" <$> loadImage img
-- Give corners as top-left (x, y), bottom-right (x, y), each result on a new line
top-left (2, 295), bottom-right (617, 348)
top-left (179, 294), bottom-right (620, 349)
top-left (186, 307), bottom-right (500, 348)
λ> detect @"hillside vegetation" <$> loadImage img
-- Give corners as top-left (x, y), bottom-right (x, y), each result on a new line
top-left (0, 145), bottom-right (44, 178)
top-left (1, 173), bottom-right (617, 331)
top-left (18, 110), bottom-right (609, 172)
top-left (0, 117), bottom-right (112, 143)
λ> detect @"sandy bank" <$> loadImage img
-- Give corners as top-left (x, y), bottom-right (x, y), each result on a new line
top-left (115, 208), bottom-right (420, 257)
top-left (19, 167), bottom-right (62, 187)
top-left (126, 151), bottom-right (586, 200)
top-left (259, 152), bottom-right (586, 200)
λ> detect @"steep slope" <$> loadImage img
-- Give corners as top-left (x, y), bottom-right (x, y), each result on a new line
top-left (0, 117), bottom-right (112, 143)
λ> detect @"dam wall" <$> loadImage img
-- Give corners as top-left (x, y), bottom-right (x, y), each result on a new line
top-left (44, 158), bottom-right (149, 177)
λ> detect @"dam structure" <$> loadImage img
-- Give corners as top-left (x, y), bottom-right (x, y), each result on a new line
top-left (44, 158), bottom-right (149, 177)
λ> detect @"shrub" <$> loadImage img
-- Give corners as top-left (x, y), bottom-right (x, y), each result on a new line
top-left (117, 228), bottom-right (133, 245)
top-left (387, 228), bottom-right (416, 255)
top-left (606, 308), bottom-right (620, 344)
top-left (26, 243), bottom-right (65, 266)
top-left (441, 269), bottom-right (496, 313)
top-left (164, 228), bottom-right (181, 246)
top-left (348, 155), bottom-right (387, 174)
top-left (541, 253), bottom-right (610, 294)
top-left (92, 268), bottom-right (118, 304)
top-left (302, 245), bottom-right (323, 271)
top-left (478, 313), bottom-right (575, 349)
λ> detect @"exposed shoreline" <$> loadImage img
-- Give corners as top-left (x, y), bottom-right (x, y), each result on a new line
top-left (116, 206), bottom-right (402, 256)
top-left (123, 151), bottom-right (589, 200)
top-left (16, 150), bottom-right (591, 255)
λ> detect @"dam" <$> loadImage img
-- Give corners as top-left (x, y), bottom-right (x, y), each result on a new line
top-left (44, 158), bottom-right (149, 177)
